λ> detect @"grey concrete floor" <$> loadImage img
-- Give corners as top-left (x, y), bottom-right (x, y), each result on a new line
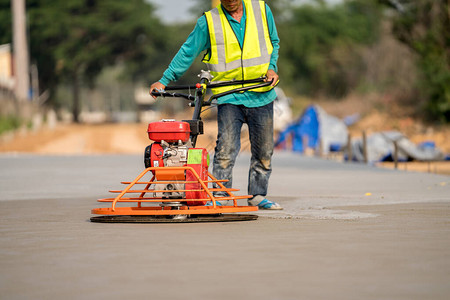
top-left (0, 152), bottom-right (449, 299)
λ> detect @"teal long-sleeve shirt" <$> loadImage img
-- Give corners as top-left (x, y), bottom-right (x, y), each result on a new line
top-left (159, 2), bottom-right (280, 107)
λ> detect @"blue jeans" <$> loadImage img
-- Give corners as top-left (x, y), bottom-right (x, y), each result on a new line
top-left (212, 102), bottom-right (274, 197)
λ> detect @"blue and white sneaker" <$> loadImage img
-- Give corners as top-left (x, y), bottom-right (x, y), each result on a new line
top-left (205, 200), bottom-right (233, 206)
top-left (248, 195), bottom-right (283, 210)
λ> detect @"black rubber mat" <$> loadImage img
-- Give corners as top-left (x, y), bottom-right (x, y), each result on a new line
top-left (90, 214), bottom-right (258, 223)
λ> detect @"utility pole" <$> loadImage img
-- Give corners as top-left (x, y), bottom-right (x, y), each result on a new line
top-left (212, 0), bottom-right (220, 8)
top-left (11, 0), bottom-right (30, 103)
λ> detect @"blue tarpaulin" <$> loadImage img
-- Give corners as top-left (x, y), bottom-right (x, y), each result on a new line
top-left (275, 105), bottom-right (348, 154)
top-left (349, 131), bottom-right (446, 163)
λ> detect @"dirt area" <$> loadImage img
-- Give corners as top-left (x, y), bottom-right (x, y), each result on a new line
top-left (0, 121), bottom-right (220, 155)
top-left (0, 107), bottom-right (449, 174)
top-left (0, 123), bottom-right (148, 155)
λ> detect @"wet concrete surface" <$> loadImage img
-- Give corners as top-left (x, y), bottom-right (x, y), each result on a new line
top-left (0, 152), bottom-right (449, 299)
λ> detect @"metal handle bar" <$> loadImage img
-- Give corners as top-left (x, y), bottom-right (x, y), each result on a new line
top-left (157, 77), bottom-right (267, 92)
top-left (150, 78), bottom-right (274, 102)
top-left (205, 77), bottom-right (268, 88)
top-left (150, 91), bottom-right (195, 100)
top-left (204, 80), bottom-right (273, 105)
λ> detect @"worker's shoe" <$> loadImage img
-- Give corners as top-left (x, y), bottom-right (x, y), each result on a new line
top-left (205, 200), bottom-right (233, 206)
top-left (248, 195), bottom-right (283, 210)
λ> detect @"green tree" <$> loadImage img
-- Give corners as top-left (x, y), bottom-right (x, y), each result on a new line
top-left (0, 1), bottom-right (12, 45)
top-left (1, 0), bottom-right (169, 122)
top-left (190, 0), bottom-right (212, 15)
top-left (379, 0), bottom-right (450, 122)
top-left (278, 0), bottom-right (381, 97)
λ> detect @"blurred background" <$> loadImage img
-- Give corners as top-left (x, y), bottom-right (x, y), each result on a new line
top-left (0, 0), bottom-right (449, 173)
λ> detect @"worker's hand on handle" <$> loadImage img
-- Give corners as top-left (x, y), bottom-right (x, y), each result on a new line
top-left (149, 81), bottom-right (166, 99)
top-left (265, 69), bottom-right (279, 87)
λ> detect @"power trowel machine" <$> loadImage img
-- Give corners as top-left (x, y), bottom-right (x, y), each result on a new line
top-left (90, 71), bottom-right (273, 223)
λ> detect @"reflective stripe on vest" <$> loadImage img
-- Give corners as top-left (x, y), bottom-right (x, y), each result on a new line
top-left (203, 0), bottom-right (274, 94)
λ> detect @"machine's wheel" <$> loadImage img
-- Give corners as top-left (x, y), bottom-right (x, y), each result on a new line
top-left (90, 214), bottom-right (258, 223)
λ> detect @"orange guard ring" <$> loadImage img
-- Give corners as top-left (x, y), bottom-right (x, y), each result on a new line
top-left (91, 166), bottom-right (258, 220)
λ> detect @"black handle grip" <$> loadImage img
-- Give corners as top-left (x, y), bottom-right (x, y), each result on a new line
top-left (150, 90), bottom-right (195, 100)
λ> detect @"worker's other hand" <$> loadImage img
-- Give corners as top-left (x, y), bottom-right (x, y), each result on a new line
top-left (265, 69), bottom-right (279, 87)
top-left (149, 82), bottom-right (166, 99)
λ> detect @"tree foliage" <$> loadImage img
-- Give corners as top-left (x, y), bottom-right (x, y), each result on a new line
top-left (0, 1), bottom-right (12, 45)
top-left (1, 0), bottom-right (448, 122)
top-left (1, 0), bottom-right (169, 122)
top-left (189, 0), bottom-right (213, 16)
top-left (379, 0), bottom-right (450, 122)
top-left (278, 0), bottom-right (381, 97)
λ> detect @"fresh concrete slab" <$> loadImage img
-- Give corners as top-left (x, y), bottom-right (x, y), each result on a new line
top-left (0, 152), bottom-right (449, 299)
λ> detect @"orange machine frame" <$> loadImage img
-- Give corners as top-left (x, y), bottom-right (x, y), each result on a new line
top-left (91, 166), bottom-right (257, 216)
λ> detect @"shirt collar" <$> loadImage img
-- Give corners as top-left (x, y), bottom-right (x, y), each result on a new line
top-left (221, 0), bottom-right (246, 24)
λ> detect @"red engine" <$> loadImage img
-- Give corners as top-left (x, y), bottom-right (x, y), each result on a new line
top-left (147, 120), bottom-right (190, 143)
top-left (144, 119), bottom-right (209, 205)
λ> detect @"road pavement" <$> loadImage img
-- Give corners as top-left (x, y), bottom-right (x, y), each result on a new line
top-left (0, 152), bottom-right (449, 299)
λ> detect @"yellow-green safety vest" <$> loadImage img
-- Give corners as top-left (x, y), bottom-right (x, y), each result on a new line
top-left (203, 0), bottom-right (274, 95)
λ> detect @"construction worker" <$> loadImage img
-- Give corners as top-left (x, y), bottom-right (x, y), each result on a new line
top-left (150, 0), bottom-right (282, 210)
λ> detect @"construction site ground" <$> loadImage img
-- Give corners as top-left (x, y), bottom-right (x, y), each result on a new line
top-left (0, 152), bottom-right (449, 299)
